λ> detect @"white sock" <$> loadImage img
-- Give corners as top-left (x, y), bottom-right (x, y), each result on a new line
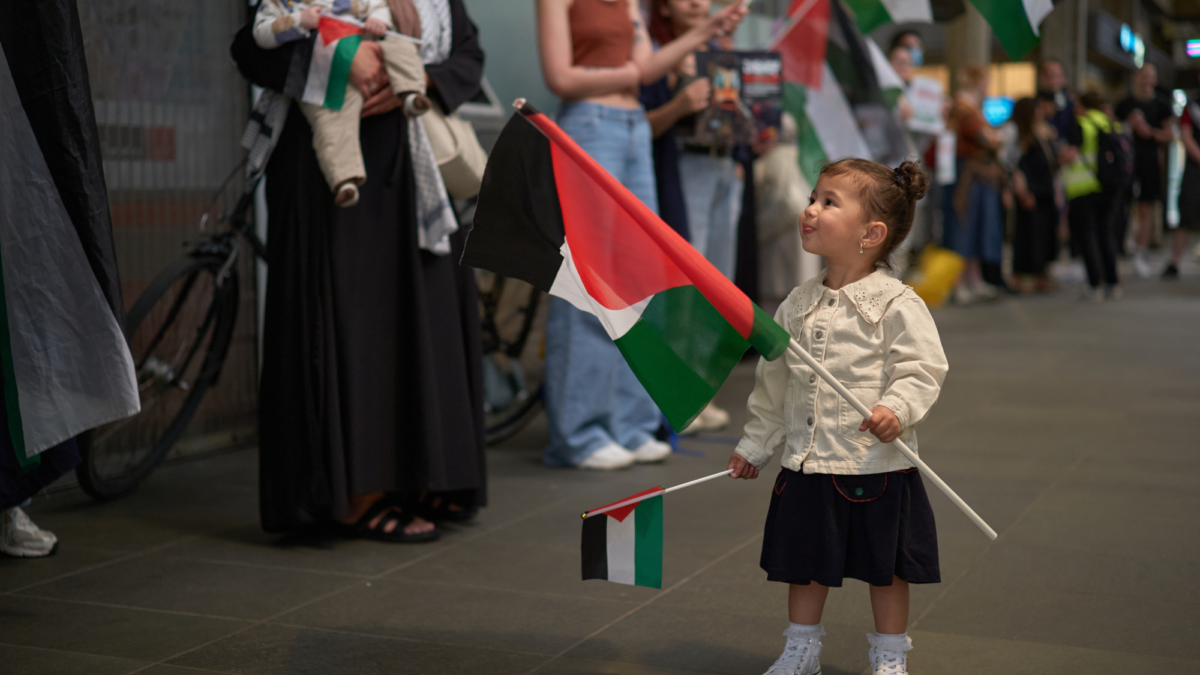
top-left (867, 631), bottom-right (912, 652)
top-left (784, 623), bottom-right (825, 639)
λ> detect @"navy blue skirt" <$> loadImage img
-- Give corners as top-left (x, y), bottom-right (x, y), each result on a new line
top-left (760, 467), bottom-right (940, 587)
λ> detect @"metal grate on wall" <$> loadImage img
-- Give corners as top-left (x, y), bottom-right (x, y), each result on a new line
top-left (79, 1), bottom-right (258, 459)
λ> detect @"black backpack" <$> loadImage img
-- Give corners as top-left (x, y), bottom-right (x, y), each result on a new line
top-left (1096, 124), bottom-right (1134, 191)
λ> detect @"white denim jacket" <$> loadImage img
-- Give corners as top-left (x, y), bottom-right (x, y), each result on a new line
top-left (734, 270), bottom-right (948, 475)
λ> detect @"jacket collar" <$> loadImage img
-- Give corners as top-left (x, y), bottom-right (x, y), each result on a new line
top-left (792, 270), bottom-right (909, 326)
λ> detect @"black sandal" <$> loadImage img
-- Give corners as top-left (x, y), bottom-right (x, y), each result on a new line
top-left (343, 498), bottom-right (440, 543)
top-left (412, 493), bottom-right (478, 524)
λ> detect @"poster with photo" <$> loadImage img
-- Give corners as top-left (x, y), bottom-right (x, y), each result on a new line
top-left (685, 50), bottom-right (782, 147)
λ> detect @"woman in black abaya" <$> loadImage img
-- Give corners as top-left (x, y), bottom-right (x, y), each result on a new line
top-left (231, 0), bottom-right (486, 540)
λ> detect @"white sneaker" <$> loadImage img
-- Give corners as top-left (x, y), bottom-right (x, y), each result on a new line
top-left (1134, 251), bottom-right (1152, 278)
top-left (683, 403), bottom-right (730, 434)
top-left (867, 633), bottom-right (911, 674)
top-left (1, 507), bottom-right (58, 558)
top-left (631, 439), bottom-right (671, 464)
top-left (577, 443), bottom-right (636, 471)
top-left (764, 632), bottom-right (823, 675)
top-left (952, 284), bottom-right (974, 305)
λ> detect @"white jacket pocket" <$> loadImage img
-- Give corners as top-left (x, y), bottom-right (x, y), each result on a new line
top-left (836, 382), bottom-right (885, 448)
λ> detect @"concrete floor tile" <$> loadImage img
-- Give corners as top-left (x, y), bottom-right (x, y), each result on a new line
top-left (135, 662), bottom-right (236, 667)
top-left (535, 656), bottom-right (721, 674)
top-left (0, 595), bottom-right (248, 662)
top-left (167, 623), bottom-right (544, 675)
top-left (907, 629), bottom-right (1195, 674)
top-left (161, 524), bottom-right (436, 578)
top-left (563, 606), bottom-right (867, 675)
top-left (275, 576), bottom-right (640, 655)
top-left (0, 643), bottom-right (146, 675)
top-left (0, 546), bottom-right (127, 594)
top-left (913, 580), bottom-right (1200, 659)
top-left (23, 554), bottom-right (353, 620)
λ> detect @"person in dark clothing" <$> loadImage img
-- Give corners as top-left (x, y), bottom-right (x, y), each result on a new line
top-left (1115, 64), bottom-right (1174, 277)
top-left (231, 0), bottom-right (487, 541)
top-left (1010, 97), bottom-right (1059, 293)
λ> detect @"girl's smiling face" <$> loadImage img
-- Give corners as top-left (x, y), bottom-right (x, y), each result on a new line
top-left (800, 173), bottom-right (872, 260)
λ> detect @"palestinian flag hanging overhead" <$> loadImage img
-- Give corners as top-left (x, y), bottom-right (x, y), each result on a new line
top-left (773, 0), bottom-right (831, 90)
top-left (463, 102), bottom-right (791, 432)
top-left (581, 488), bottom-right (665, 588)
top-left (282, 16), bottom-right (362, 111)
top-left (843, 0), bottom-right (932, 34)
top-left (969, 0), bottom-right (1054, 60)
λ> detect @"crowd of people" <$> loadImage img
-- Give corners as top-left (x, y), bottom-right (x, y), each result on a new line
top-left (886, 32), bottom-right (1195, 304)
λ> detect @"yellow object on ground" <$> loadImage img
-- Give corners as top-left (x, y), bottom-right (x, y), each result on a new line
top-left (906, 244), bottom-right (966, 308)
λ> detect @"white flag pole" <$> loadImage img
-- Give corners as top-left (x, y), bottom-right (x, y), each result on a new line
top-left (582, 470), bottom-right (734, 519)
top-left (786, 338), bottom-right (998, 540)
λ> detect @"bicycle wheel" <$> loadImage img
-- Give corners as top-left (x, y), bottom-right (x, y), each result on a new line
top-left (477, 270), bottom-right (548, 445)
top-left (77, 254), bottom-right (240, 500)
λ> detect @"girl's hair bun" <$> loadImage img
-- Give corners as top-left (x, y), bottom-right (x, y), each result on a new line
top-left (893, 161), bottom-right (928, 202)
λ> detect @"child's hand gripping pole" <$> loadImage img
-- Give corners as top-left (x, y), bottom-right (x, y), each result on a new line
top-left (786, 338), bottom-right (999, 541)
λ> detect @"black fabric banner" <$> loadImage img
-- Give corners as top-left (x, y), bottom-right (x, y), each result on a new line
top-left (0, 0), bottom-right (125, 326)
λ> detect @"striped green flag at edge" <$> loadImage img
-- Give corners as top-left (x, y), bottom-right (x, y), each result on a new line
top-left (0, 241), bottom-right (37, 469)
top-left (968, 0), bottom-right (1054, 60)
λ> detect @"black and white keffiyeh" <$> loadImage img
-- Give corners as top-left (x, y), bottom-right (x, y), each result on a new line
top-left (410, 0), bottom-right (456, 255)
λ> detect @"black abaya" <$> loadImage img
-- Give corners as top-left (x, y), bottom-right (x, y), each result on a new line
top-left (235, 2), bottom-right (487, 532)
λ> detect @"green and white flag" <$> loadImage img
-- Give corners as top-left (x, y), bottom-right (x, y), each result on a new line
top-left (969, 0), bottom-right (1054, 60)
top-left (844, 0), bottom-right (933, 34)
top-left (783, 65), bottom-right (872, 187)
top-left (581, 488), bottom-right (664, 588)
top-left (0, 47), bottom-right (139, 465)
top-left (867, 38), bottom-right (906, 110)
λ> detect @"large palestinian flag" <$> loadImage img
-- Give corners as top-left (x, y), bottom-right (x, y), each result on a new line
top-left (463, 103), bottom-right (791, 432)
top-left (282, 16), bottom-right (363, 111)
top-left (0, 3), bottom-right (140, 467)
top-left (582, 488), bottom-right (664, 588)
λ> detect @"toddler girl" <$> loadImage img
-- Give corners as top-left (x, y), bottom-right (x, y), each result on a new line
top-left (727, 159), bottom-right (948, 674)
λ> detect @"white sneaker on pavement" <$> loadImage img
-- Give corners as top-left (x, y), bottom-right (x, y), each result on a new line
top-left (764, 626), bottom-right (823, 675)
top-left (682, 403), bottom-right (730, 434)
top-left (867, 632), bottom-right (911, 674)
top-left (1, 507), bottom-right (58, 558)
top-left (1134, 251), bottom-right (1152, 278)
top-left (631, 439), bottom-right (671, 464)
top-left (577, 443), bottom-right (636, 471)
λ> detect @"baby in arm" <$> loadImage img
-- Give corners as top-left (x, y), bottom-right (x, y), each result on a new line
top-left (254, 0), bottom-right (429, 207)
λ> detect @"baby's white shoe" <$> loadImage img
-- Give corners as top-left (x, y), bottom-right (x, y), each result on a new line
top-left (577, 443), bottom-right (635, 471)
top-left (335, 182), bottom-right (360, 208)
top-left (402, 93), bottom-right (431, 117)
top-left (867, 632), bottom-right (911, 674)
top-left (764, 624), bottom-right (823, 675)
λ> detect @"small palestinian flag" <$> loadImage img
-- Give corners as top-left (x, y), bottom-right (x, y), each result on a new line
top-left (463, 103), bottom-right (790, 432)
top-left (581, 488), bottom-right (665, 588)
top-left (283, 16), bottom-right (362, 111)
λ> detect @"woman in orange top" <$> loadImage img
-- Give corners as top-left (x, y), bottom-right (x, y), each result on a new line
top-left (535, 0), bottom-right (745, 470)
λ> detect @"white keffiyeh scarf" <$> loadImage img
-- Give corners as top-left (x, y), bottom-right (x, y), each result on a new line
top-left (410, 0), bottom-right (456, 255)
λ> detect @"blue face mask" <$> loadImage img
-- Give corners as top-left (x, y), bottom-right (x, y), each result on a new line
top-left (909, 46), bottom-right (924, 67)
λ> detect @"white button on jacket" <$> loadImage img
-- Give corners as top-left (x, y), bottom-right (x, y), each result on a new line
top-left (734, 270), bottom-right (949, 475)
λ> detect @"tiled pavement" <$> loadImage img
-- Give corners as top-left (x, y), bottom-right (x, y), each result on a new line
top-left (3, 272), bottom-right (1199, 674)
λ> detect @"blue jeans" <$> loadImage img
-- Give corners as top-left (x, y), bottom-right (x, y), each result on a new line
top-left (942, 159), bottom-right (1003, 264)
top-left (543, 102), bottom-right (661, 466)
top-left (679, 152), bottom-right (743, 279)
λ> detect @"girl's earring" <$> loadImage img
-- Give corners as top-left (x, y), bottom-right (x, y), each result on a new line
top-left (859, 242), bottom-right (864, 255)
